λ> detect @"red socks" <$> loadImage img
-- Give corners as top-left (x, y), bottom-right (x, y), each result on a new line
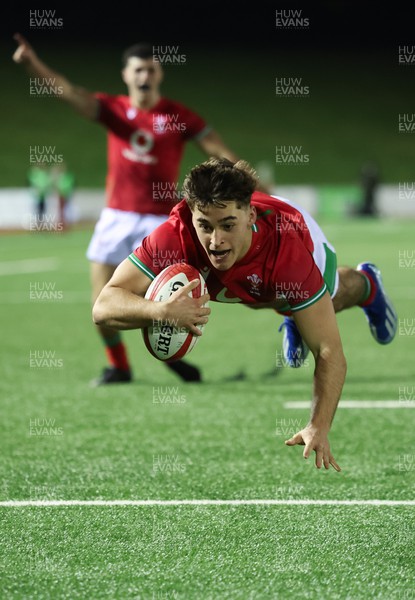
top-left (102, 333), bottom-right (130, 372)
top-left (358, 271), bottom-right (378, 307)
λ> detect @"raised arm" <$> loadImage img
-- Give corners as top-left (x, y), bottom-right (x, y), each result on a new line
top-left (93, 257), bottom-right (210, 336)
top-left (284, 291), bottom-right (347, 471)
top-left (12, 33), bottom-right (98, 120)
top-left (195, 129), bottom-right (239, 162)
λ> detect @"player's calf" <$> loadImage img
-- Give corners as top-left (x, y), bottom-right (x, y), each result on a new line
top-left (332, 266), bottom-right (366, 312)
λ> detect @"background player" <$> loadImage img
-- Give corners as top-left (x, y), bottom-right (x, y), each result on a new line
top-left (93, 158), bottom-right (398, 470)
top-left (51, 163), bottom-right (76, 231)
top-left (27, 162), bottom-right (52, 225)
top-left (13, 34), bottom-right (242, 385)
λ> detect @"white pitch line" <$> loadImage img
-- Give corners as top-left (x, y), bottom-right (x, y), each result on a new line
top-left (284, 401), bottom-right (415, 409)
top-left (0, 258), bottom-right (59, 276)
top-left (0, 500), bottom-right (414, 507)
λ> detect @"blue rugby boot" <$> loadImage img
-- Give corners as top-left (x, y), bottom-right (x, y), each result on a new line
top-left (357, 262), bottom-right (397, 344)
top-left (278, 317), bottom-right (309, 368)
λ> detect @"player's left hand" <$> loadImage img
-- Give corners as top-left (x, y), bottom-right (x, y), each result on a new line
top-left (284, 424), bottom-right (341, 472)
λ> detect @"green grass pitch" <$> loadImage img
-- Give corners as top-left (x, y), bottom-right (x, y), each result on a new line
top-left (1, 219), bottom-right (414, 599)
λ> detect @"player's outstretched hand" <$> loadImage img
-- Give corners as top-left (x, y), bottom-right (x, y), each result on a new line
top-left (163, 279), bottom-right (210, 336)
top-left (285, 424), bottom-right (341, 472)
top-left (12, 33), bottom-right (36, 64)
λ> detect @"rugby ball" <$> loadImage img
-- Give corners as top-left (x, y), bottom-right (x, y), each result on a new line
top-left (142, 263), bottom-right (208, 362)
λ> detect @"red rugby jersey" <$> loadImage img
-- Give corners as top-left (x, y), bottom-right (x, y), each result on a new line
top-left (95, 94), bottom-right (209, 215)
top-left (129, 192), bottom-right (327, 312)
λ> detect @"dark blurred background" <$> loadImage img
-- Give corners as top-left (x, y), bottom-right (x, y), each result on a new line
top-left (1, 2), bottom-right (410, 47)
top-left (1, 1), bottom-right (414, 189)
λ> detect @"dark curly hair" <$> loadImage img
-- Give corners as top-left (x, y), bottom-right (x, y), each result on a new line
top-left (182, 157), bottom-right (258, 211)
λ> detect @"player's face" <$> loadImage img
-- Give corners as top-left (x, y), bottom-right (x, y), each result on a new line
top-left (122, 57), bottom-right (163, 94)
top-left (192, 202), bottom-right (256, 271)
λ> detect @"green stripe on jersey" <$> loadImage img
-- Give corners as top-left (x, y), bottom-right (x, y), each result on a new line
top-left (128, 254), bottom-right (156, 280)
top-left (290, 283), bottom-right (328, 312)
top-left (323, 243), bottom-right (337, 296)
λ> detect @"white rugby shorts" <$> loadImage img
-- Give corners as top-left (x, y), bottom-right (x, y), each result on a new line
top-left (86, 208), bottom-right (168, 266)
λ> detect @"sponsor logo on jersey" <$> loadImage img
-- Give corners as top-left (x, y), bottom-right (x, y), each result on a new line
top-left (122, 129), bottom-right (157, 163)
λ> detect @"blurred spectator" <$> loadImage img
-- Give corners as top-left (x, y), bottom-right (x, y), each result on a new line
top-left (358, 161), bottom-right (379, 216)
top-left (27, 162), bottom-right (53, 223)
top-left (51, 163), bottom-right (75, 230)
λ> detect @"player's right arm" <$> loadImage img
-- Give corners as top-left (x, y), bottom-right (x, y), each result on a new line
top-left (92, 258), bottom-right (210, 336)
top-left (12, 33), bottom-right (98, 120)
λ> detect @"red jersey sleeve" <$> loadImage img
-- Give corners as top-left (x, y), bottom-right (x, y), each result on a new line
top-left (274, 233), bottom-right (327, 312)
top-left (173, 101), bottom-right (210, 141)
top-left (128, 220), bottom-right (186, 281)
